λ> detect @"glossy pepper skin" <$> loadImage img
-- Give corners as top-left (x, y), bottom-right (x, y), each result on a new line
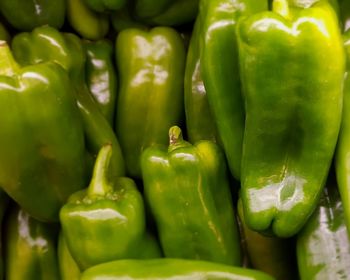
top-left (141, 126), bottom-right (241, 265)
top-left (4, 206), bottom-right (60, 280)
top-left (83, 0), bottom-right (126, 12)
top-left (336, 24), bottom-right (350, 239)
top-left (199, 0), bottom-right (268, 180)
top-left (60, 145), bottom-right (159, 270)
top-left (58, 232), bottom-right (81, 280)
top-left (84, 39), bottom-right (117, 126)
top-left (116, 27), bottom-right (185, 179)
top-left (67, 0), bottom-right (109, 40)
top-left (297, 175), bottom-right (350, 280)
top-left (238, 0), bottom-right (344, 237)
top-left (11, 26), bottom-right (125, 179)
top-left (0, 0), bottom-right (65, 31)
top-left (0, 42), bottom-right (86, 222)
top-left (238, 199), bottom-right (297, 280)
top-left (81, 259), bottom-right (275, 280)
top-left (184, 15), bottom-right (218, 143)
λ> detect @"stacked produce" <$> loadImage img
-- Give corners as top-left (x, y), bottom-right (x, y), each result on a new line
top-left (0, 0), bottom-right (348, 279)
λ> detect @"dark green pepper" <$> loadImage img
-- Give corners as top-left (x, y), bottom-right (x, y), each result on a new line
top-left (84, 39), bottom-right (118, 126)
top-left (4, 206), bottom-right (60, 280)
top-left (238, 0), bottom-right (344, 237)
top-left (11, 26), bottom-right (125, 179)
top-left (297, 175), bottom-right (350, 280)
top-left (116, 27), bottom-right (185, 178)
top-left (141, 126), bottom-right (241, 265)
top-left (0, 42), bottom-right (86, 222)
top-left (81, 259), bottom-right (275, 280)
top-left (60, 145), bottom-right (160, 270)
top-left (199, 0), bottom-right (268, 180)
top-left (0, 0), bottom-right (65, 31)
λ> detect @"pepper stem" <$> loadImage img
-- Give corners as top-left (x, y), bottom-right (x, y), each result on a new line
top-left (87, 144), bottom-right (113, 197)
top-left (168, 126), bottom-right (191, 153)
top-left (0, 41), bottom-right (20, 76)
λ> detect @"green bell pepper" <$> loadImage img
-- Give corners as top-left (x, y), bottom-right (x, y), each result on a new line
top-left (141, 126), bottom-right (241, 265)
top-left (238, 0), bottom-right (344, 237)
top-left (83, 0), bottom-right (126, 12)
top-left (84, 39), bottom-right (117, 126)
top-left (60, 145), bottom-right (160, 270)
top-left (11, 26), bottom-right (125, 179)
top-left (0, 22), bottom-right (10, 42)
top-left (339, 0), bottom-right (350, 31)
top-left (58, 232), bottom-right (81, 280)
top-left (199, 0), bottom-right (268, 180)
top-left (0, 42), bottom-right (86, 222)
top-left (336, 29), bottom-right (350, 237)
top-left (238, 199), bottom-right (297, 280)
top-left (81, 259), bottom-right (275, 280)
top-left (116, 27), bottom-right (185, 178)
top-left (0, 0), bottom-right (65, 31)
top-left (184, 15), bottom-right (218, 143)
top-left (4, 206), bottom-right (60, 280)
top-left (297, 174), bottom-right (350, 280)
top-left (67, 0), bottom-right (109, 40)
top-left (110, 6), bottom-right (148, 32)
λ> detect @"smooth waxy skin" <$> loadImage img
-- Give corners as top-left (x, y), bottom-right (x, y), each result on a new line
top-left (84, 0), bottom-right (126, 12)
top-left (336, 30), bottom-right (350, 237)
top-left (185, 17), bottom-right (218, 143)
top-left (84, 39), bottom-right (117, 126)
top-left (238, 199), bottom-right (297, 280)
top-left (116, 27), bottom-right (185, 178)
top-left (199, 0), bottom-right (268, 180)
top-left (0, 0), bottom-right (65, 31)
top-left (238, 0), bottom-right (344, 237)
top-left (60, 145), bottom-right (159, 270)
top-left (297, 177), bottom-right (350, 280)
top-left (0, 43), bottom-right (86, 222)
top-left (81, 259), bottom-right (275, 280)
top-left (58, 232), bottom-right (81, 280)
top-left (67, 0), bottom-right (109, 40)
top-left (12, 26), bottom-right (125, 179)
top-left (5, 207), bottom-right (60, 280)
top-left (141, 126), bottom-right (241, 265)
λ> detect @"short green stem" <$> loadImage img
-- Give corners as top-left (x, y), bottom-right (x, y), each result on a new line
top-left (87, 144), bottom-right (113, 197)
top-left (168, 126), bottom-right (191, 152)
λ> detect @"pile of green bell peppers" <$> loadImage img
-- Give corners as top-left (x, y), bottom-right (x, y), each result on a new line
top-left (0, 0), bottom-right (348, 279)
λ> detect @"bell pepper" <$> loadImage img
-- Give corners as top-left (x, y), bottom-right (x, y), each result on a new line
top-left (83, 0), bottom-right (126, 12)
top-left (237, 199), bottom-right (297, 280)
top-left (67, 0), bottom-right (109, 40)
top-left (11, 26), bottom-right (125, 179)
top-left (336, 29), bottom-right (350, 237)
top-left (0, 42), bottom-right (86, 222)
top-left (110, 6), bottom-right (148, 32)
top-left (81, 259), bottom-right (275, 280)
top-left (4, 206), bottom-right (60, 280)
top-left (0, 0), bottom-right (65, 31)
top-left (339, 0), bottom-right (350, 31)
top-left (60, 144), bottom-right (160, 270)
top-left (116, 27), bottom-right (185, 178)
top-left (58, 232), bottom-right (81, 280)
top-left (141, 126), bottom-right (241, 265)
top-left (184, 15), bottom-right (218, 143)
top-left (84, 39), bottom-right (117, 126)
top-left (297, 174), bottom-right (350, 280)
top-left (199, 0), bottom-right (268, 180)
top-left (0, 23), bottom-right (10, 42)
top-left (238, 0), bottom-right (344, 237)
